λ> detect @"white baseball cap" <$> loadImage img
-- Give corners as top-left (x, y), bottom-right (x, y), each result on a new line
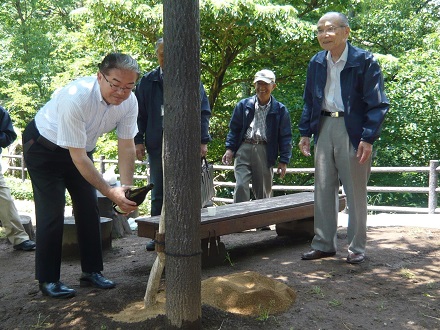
top-left (253, 69), bottom-right (276, 84)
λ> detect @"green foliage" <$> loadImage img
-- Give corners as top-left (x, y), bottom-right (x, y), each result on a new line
top-left (71, 0), bottom-right (162, 72)
top-left (5, 176), bottom-right (73, 206)
top-left (0, 0), bottom-right (83, 126)
top-left (200, 0), bottom-right (315, 169)
top-left (350, 0), bottom-right (440, 56)
top-left (5, 177), bottom-right (34, 201)
top-left (95, 131), bottom-right (119, 160)
top-left (0, 0), bottom-right (439, 210)
top-left (378, 36), bottom-right (440, 168)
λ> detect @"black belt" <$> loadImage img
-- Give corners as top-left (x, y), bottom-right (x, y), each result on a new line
top-left (24, 119), bottom-right (61, 151)
top-left (36, 135), bottom-right (59, 151)
top-left (321, 110), bottom-right (344, 118)
top-left (25, 135), bottom-right (59, 151)
top-left (243, 138), bottom-right (267, 145)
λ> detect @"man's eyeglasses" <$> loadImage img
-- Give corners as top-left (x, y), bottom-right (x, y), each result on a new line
top-left (100, 72), bottom-right (134, 92)
top-left (315, 26), bottom-right (346, 36)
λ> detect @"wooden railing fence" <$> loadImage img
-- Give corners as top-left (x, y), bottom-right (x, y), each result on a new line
top-left (2, 154), bottom-right (439, 214)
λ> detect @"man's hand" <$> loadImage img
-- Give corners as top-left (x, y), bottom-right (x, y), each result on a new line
top-left (201, 144), bottom-right (208, 158)
top-left (69, 146), bottom-right (138, 214)
top-left (108, 186), bottom-right (138, 215)
top-left (135, 144), bottom-right (146, 161)
top-left (357, 141), bottom-right (373, 164)
top-left (277, 163), bottom-right (287, 179)
top-left (222, 149), bottom-right (234, 165)
top-left (298, 137), bottom-right (311, 156)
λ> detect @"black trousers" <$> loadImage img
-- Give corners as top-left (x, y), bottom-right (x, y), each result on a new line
top-left (23, 120), bottom-right (103, 283)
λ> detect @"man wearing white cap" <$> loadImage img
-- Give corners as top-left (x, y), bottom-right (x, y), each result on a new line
top-left (222, 69), bottom-right (292, 204)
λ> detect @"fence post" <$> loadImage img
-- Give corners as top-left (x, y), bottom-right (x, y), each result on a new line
top-left (99, 155), bottom-right (105, 174)
top-left (21, 153), bottom-right (26, 182)
top-left (428, 160), bottom-right (439, 214)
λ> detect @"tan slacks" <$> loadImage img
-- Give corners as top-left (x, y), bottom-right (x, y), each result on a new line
top-left (0, 161), bottom-right (29, 245)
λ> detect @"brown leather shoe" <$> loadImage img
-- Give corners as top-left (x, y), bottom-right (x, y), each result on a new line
top-left (301, 249), bottom-right (336, 260)
top-left (346, 253), bottom-right (365, 264)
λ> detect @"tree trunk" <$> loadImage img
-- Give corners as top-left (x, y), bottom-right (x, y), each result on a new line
top-left (163, 1), bottom-right (202, 329)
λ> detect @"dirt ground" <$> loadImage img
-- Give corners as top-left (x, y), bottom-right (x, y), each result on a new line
top-left (0, 202), bottom-right (439, 330)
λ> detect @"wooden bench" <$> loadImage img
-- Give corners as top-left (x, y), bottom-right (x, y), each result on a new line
top-left (136, 192), bottom-right (346, 266)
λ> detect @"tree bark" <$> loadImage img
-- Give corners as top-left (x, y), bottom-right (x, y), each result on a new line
top-left (163, 1), bottom-right (202, 329)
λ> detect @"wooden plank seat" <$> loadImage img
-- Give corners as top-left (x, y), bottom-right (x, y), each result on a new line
top-left (136, 192), bottom-right (346, 266)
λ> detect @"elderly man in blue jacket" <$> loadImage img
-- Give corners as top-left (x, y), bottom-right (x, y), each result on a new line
top-left (222, 69), bottom-right (292, 206)
top-left (298, 12), bottom-right (389, 264)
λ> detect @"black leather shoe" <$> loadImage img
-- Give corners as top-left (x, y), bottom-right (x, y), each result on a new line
top-left (301, 249), bottom-right (336, 260)
top-left (146, 240), bottom-right (155, 251)
top-left (80, 272), bottom-right (115, 289)
top-left (346, 253), bottom-right (365, 264)
top-left (13, 240), bottom-right (36, 251)
top-left (39, 281), bottom-right (76, 299)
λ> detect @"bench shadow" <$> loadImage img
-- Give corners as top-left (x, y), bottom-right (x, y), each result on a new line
top-left (214, 229), bottom-right (311, 265)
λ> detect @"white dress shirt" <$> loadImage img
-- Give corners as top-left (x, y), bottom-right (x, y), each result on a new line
top-left (322, 43), bottom-right (348, 113)
top-left (35, 76), bottom-right (138, 152)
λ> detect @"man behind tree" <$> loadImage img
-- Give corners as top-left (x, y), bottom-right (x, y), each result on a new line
top-left (134, 37), bottom-right (212, 251)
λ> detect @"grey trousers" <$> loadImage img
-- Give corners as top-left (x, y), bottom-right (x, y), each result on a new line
top-left (233, 143), bottom-right (273, 203)
top-left (311, 116), bottom-right (371, 255)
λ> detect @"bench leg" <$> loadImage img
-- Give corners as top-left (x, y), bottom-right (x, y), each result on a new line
top-left (201, 237), bottom-right (226, 268)
top-left (275, 217), bottom-right (315, 240)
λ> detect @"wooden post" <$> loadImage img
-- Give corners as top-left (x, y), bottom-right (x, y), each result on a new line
top-left (428, 160), bottom-right (439, 214)
top-left (21, 153), bottom-right (26, 181)
top-left (99, 155), bottom-right (105, 174)
top-left (144, 203), bottom-right (166, 306)
top-left (20, 215), bottom-right (35, 241)
top-left (97, 194), bottom-right (133, 238)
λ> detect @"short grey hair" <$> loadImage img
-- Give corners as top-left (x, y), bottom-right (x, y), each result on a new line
top-left (155, 38), bottom-right (164, 53)
top-left (321, 12), bottom-right (350, 27)
top-left (98, 53), bottom-right (141, 77)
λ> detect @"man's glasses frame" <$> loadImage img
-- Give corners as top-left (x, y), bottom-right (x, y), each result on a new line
top-left (315, 26), bottom-right (347, 36)
top-left (100, 71), bottom-right (134, 92)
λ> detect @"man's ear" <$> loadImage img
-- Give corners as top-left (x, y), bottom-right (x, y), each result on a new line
top-left (343, 26), bottom-right (351, 40)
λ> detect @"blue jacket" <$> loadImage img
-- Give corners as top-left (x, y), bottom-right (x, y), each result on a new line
top-left (134, 66), bottom-right (212, 154)
top-left (0, 106), bottom-right (17, 154)
top-left (299, 42), bottom-right (389, 149)
top-left (225, 95), bottom-right (292, 167)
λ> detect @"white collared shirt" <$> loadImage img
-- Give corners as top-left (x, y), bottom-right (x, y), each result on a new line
top-left (322, 43), bottom-right (348, 113)
top-left (35, 76), bottom-right (138, 152)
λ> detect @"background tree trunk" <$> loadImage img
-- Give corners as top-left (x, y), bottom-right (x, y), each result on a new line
top-left (163, 1), bottom-right (202, 329)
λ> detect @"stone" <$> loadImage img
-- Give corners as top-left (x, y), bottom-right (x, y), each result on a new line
top-left (61, 216), bottom-right (113, 259)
